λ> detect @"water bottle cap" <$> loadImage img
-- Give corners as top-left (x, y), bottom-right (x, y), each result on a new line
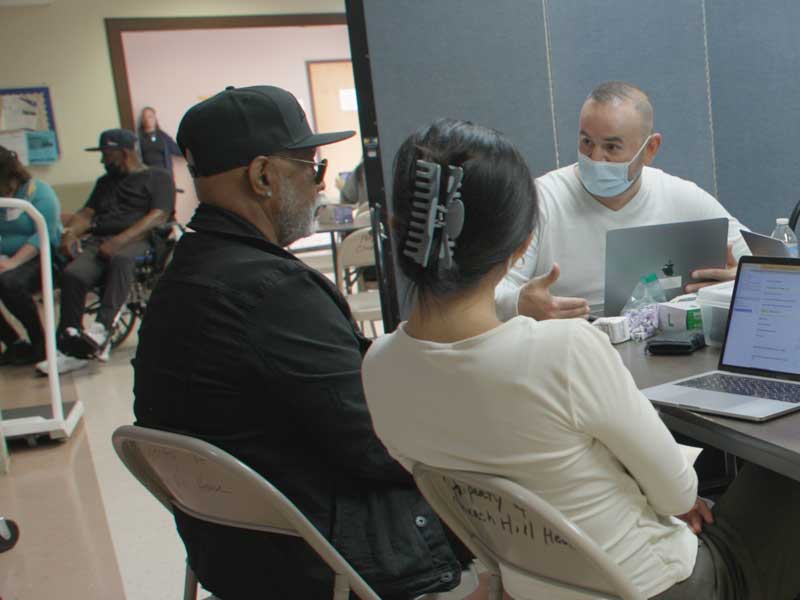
top-left (777, 217), bottom-right (789, 225)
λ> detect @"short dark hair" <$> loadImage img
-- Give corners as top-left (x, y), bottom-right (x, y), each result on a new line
top-left (589, 81), bottom-right (654, 135)
top-left (392, 118), bottom-right (536, 299)
top-left (0, 145), bottom-right (32, 189)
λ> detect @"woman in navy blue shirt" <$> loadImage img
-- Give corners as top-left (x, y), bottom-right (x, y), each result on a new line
top-left (137, 106), bottom-right (181, 179)
top-left (0, 146), bottom-right (62, 365)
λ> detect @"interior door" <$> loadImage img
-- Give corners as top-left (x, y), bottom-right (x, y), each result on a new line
top-left (307, 60), bottom-right (363, 197)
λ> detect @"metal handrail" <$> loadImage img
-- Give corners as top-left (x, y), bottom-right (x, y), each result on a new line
top-left (0, 198), bottom-right (62, 419)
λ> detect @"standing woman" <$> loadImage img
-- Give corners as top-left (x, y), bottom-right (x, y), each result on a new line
top-left (0, 146), bottom-right (62, 365)
top-left (137, 106), bottom-right (181, 179)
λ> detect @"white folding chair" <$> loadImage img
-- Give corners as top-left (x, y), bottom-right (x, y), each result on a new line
top-left (112, 425), bottom-right (381, 600)
top-left (412, 464), bottom-right (646, 600)
top-left (336, 227), bottom-right (382, 337)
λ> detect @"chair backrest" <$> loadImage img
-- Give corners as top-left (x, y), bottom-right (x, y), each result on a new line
top-left (353, 208), bottom-right (371, 228)
top-left (338, 227), bottom-right (376, 272)
top-left (412, 464), bottom-right (645, 600)
top-left (112, 425), bottom-right (380, 600)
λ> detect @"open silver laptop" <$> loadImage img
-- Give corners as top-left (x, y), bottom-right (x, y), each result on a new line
top-left (603, 218), bottom-right (728, 316)
top-left (643, 256), bottom-right (800, 421)
top-left (741, 229), bottom-right (793, 258)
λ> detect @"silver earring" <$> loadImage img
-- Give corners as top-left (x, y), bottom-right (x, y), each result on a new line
top-left (266, 190), bottom-right (272, 198)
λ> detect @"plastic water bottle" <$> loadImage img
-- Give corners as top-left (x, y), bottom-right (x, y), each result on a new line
top-left (770, 218), bottom-right (799, 257)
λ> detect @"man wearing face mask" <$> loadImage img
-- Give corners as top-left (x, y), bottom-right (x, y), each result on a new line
top-left (495, 81), bottom-right (748, 321)
top-left (132, 86), bottom-right (475, 600)
top-left (37, 129), bottom-right (174, 374)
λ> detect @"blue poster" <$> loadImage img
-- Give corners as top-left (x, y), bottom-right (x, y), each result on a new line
top-left (26, 130), bottom-right (58, 165)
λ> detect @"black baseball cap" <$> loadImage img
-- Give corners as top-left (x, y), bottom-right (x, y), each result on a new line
top-left (177, 85), bottom-right (355, 177)
top-left (85, 128), bottom-right (137, 151)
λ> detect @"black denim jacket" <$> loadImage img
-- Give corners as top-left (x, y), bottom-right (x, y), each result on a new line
top-left (132, 203), bottom-right (464, 598)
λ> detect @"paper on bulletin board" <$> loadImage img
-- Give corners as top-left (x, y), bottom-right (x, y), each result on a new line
top-left (339, 88), bottom-right (358, 112)
top-left (0, 95), bottom-right (40, 130)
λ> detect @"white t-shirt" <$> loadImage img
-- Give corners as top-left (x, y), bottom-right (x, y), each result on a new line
top-left (495, 165), bottom-right (749, 320)
top-left (363, 317), bottom-right (698, 600)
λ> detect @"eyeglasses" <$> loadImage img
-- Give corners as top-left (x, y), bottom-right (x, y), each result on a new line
top-left (272, 156), bottom-right (328, 184)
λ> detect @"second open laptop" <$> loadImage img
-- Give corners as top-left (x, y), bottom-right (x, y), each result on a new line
top-left (643, 256), bottom-right (800, 422)
top-left (741, 229), bottom-right (793, 258)
top-left (603, 218), bottom-right (729, 316)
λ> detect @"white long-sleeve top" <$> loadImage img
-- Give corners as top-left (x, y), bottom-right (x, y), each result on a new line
top-left (363, 317), bottom-right (698, 599)
top-left (495, 164), bottom-right (749, 321)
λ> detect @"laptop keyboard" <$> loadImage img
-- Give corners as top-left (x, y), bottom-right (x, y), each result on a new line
top-left (677, 373), bottom-right (800, 403)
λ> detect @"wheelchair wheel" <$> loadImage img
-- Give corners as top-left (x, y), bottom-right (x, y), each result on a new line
top-left (109, 304), bottom-right (138, 350)
top-left (0, 518), bottom-right (20, 553)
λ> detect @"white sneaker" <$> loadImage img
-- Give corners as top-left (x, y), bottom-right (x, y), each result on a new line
top-left (35, 351), bottom-right (88, 376)
top-left (96, 343), bottom-right (111, 363)
top-left (84, 322), bottom-right (110, 351)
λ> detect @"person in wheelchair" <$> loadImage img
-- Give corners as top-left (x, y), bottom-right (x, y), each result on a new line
top-left (37, 128), bottom-right (174, 375)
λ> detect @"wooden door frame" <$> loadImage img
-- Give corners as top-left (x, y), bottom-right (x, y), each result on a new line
top-left (105, 13), bottom-right (347, 130)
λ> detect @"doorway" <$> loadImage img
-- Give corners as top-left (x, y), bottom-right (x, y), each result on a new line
top-left (307, 60), bottom-right (363, 195)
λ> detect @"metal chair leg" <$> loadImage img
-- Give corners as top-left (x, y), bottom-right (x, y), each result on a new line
top-left (183, 560), bottom-right (198, 600)
top-left (487, 571), bottom-right (503, 600)
top-left (332, 573), bottom-right (350, 600)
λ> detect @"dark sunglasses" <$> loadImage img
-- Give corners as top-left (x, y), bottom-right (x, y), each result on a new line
top-left (273, 156), bottom-right (328, 184)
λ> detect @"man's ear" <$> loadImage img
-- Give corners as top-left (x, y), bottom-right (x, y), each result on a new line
top-left (643, 133), bottom-right (662, 165)
top-left (248, 156), bottom-right (272, 197)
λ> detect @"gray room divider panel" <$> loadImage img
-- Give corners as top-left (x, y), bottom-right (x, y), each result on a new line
top-left (360, 0), bottom-right (555, 320)
top-left (363, 0), bottom-right (556, 199)
top-left (546, 0), bottom-right (716, 197)
top-left (706, 0), bottom-right (800, 234)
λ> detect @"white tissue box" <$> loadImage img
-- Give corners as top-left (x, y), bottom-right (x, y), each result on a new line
top-left (592, 316), bottom-right (631, 344)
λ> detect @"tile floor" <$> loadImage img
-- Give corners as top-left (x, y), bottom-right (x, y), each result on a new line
top-left (0, 330), bottom-right (191, 600)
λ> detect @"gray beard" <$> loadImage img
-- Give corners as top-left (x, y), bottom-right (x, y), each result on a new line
top-left (276, 175), bottom-right (317, 247)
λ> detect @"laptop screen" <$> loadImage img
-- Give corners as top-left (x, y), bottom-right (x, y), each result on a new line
top-left (720, 260), bottom-right (800, 377)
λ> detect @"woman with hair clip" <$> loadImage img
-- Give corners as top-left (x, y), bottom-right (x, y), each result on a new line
top-left (0, 146), bottom-right (62, 365)
top-left (362, 118), bottom-right (800, 600)
top-left (137, 106), bottom-right (181, 178)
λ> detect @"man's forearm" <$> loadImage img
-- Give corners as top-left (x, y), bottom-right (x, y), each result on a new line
top-left (112, 209), bottom-right (168, 248)
top-left (65, 209), bottom-right (94, 238)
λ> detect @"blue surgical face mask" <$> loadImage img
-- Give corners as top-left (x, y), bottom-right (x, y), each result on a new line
top-left (577, 135), bottom-right (651, 198)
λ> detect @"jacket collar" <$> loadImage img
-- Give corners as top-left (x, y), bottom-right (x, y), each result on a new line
top-left (188, 203), bottom-right (296, 260)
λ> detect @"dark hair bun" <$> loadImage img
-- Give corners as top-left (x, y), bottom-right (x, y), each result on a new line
top-left (392, 118), bottom-right (537, 298)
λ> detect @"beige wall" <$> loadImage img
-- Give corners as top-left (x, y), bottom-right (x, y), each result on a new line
top-left (0, 0), bottom-right (345, 189)
top-left (123, 24), bottom-right (351, 223)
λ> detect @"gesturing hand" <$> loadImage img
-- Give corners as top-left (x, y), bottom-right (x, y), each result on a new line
top-left (517, 263), bottom-right (590, 321)
top-left (677, 497), bottom-right (714, 534)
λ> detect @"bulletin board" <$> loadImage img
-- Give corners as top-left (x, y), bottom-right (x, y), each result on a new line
top-left (0, 86), bottom-right (60, 165)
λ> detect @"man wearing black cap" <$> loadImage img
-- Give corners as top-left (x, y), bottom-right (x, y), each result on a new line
top-left (36, 128), bottom-right (174, 374)
top-left (132, 86), bottom-right (474, 599)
